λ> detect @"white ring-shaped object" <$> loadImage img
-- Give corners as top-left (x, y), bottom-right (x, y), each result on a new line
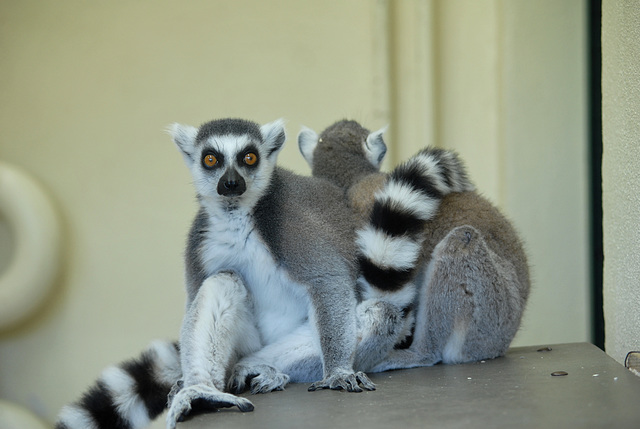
top-left (0, 400), bottom-right (49, 429)
top-left (0, 162), bottom-right (61, 330)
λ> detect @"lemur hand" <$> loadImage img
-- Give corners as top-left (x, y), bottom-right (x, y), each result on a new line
top-left (307, 370), bottom-right (375, 393)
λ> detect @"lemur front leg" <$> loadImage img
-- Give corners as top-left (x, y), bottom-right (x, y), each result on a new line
top-left (166, 272), bottom-right (261, 429)
top-left (305, 272), bottom-right (376, 393)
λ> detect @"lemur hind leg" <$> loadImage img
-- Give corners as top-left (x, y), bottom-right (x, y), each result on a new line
top-left (167, 272), bottom-right (261, 429)
top-left (372, 225), bottom-right (518, 372)
top-left (421, 225), bottom-right (524, 364)
top-left (227, 363), bottom-right (291, 394)
top-left (228, 323), bottom-right (319, 392)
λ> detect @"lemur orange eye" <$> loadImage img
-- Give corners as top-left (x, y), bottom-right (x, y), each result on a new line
top-left (244, 153), bottom-right (258, 166)
top-left (203, 154), bottom-right (218, 168)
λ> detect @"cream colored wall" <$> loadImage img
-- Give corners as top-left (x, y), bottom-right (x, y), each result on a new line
top-left (0, 0), bottom-right (593, 426)
top-left (602, 1), bottom-right (640, 365)
top-left (395, 0), bottom-right (589, 347)
top-left (495, 0), bottom-right (590, 346)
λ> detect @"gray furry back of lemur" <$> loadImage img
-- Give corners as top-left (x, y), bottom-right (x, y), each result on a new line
top-left (298, 120), bottom-right (530, 367)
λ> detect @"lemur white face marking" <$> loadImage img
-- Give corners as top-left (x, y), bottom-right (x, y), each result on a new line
top-left (195, 133), bottom-right (261, 201)
top-left (170, 119), bottom-right (285, 212)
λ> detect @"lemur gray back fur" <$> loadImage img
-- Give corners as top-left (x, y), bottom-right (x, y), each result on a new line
top-left (299, 120), bottom-right (474, 300)
top-left (298, 119), bottom-right (530, 367)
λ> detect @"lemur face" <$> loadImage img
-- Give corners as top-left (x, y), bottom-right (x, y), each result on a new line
top-left (170, 118), bottom-right (285, 209)
top-left (197, 133), bottom-right (261, 198)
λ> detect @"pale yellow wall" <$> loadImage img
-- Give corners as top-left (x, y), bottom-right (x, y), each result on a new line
top-left (499, 0), bottom-right (590, 346)
top-left (418, 0), bottom-right (590, 347)
top-left (602, 0), bottom-right (640, 365)
top-left (0, 0), bottom-right (594, 426)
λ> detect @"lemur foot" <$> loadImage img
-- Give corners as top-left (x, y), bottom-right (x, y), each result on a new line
top-left (228, 363), bottom-right (290, 394)
top-left (166, 384), bottom-right (254, 429)
top-left (308, 370), bottom-right (376, 392)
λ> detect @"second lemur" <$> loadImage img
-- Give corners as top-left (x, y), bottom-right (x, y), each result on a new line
top-left (298, 120), bottom-right (530, 369)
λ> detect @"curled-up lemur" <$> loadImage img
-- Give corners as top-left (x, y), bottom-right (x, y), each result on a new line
top-left (297, 120), bottom-right (530, 371)
top-left (55, 118), bottom-right (471, 429)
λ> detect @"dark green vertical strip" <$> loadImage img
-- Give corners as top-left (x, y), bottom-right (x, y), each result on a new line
top-left (588, 0), bottom-right (604, 350)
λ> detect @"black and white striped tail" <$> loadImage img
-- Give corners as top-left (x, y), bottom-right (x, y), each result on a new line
top-left (56, 340), bottom-right (181, 429)
top-left (356, 147), bottom-right (474, 298)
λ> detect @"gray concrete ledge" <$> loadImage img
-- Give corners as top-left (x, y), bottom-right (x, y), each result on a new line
top-left (179, 343), bottom-right (640, 429)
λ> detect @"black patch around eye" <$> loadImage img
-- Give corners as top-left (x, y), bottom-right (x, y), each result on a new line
top-left (237, 144), bottom-right (260, 168)
top-left (201, 150), bottom-right (224, 169)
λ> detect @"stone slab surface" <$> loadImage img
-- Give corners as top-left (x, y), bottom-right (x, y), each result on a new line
top-left (179, 343), bottom-right (640, 428)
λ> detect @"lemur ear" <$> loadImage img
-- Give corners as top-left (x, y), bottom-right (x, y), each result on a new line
top-left (168, 123), bottom-right (199, 167)
top-left (260, 119), bottom-right (286, 157)
top-left (297, 126), bottom-right (319, 166)
top-left (364, 126), bottom-right (388, 168)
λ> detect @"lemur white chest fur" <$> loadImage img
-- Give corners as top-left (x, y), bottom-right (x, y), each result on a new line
top-left (199, 204), bottom-right (310, 346)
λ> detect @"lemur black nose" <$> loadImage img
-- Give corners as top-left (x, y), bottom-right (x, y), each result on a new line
top-left (217, 168), bottom-right (246, 196)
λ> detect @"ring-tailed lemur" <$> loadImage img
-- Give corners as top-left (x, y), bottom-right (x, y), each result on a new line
top-left (55, 118), bottom-right (473, 429)
top-left (58, 118), bottom-right (373, 429)
top-left (297, 119), bottom-right (530, 369)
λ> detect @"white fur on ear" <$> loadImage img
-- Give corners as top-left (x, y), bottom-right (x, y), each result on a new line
top-left (168, 123), bottom-right (199, 167)
top-left (260, 119), bottom-right (287, 156)
top-left (297, 126), bottom-right (319, 166)
top-left (364, 126), bottom-right (388, 168)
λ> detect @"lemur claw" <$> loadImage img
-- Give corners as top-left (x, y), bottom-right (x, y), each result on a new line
top-left (308, 371), bottom-right (376, 392)
top-left (227, 363), bottom-right (290, 394)
top-left (166, 384), bottom-right (254, 429)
